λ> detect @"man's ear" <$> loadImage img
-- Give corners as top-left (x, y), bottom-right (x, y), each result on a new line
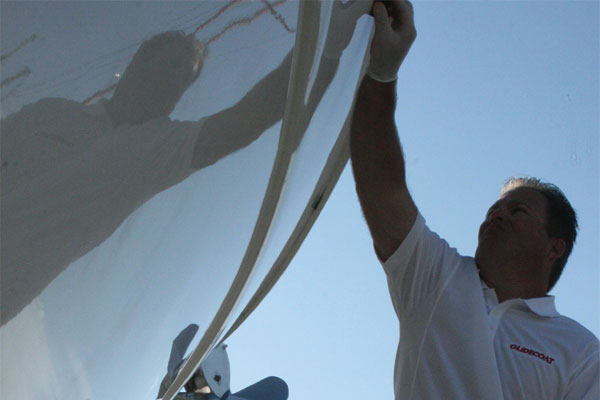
top-left (549, 237), bottom-right (566, 261)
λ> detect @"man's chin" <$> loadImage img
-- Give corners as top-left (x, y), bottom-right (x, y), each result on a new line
top-left (474, 248), bottom-right (483, 267)
top-left (474, 243), bottom-right (497, 268)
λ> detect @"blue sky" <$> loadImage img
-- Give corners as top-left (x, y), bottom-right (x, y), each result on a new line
top-left (1, 1), bottom-right (597, 399)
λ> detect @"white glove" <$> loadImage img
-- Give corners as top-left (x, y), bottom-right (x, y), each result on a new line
top-left (367, 0), bottom-right (417, 83)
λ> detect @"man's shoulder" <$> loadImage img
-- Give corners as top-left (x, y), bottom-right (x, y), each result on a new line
top-left (1, 97), bottom-right (111, 157)
top-left (537, 313), bottom-right (600, 368)
top-left (21, 97), bottom-right (83, 114)
top-left (383, 211), bottom-right (476, 287)
top-left (384, 212), bottom-right (472, 264)
top-left (553, 314), bottom-right (599, 345)
top-left (3, 97), bottom-right (90, 125)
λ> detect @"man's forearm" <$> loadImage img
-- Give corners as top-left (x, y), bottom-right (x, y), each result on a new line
top-left (351, 76), bottom-right (405, 192)
top-left (350, 75), bottom-right (416, 260)
top-left (191, 51), bottom-right (293, 169)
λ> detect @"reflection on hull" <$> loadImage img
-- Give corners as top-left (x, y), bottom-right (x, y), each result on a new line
top-left (0, 1), bottom-right (371, 398)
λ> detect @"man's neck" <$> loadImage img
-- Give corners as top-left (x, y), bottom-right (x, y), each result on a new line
top-left (477, 260), bottom-right (549, 302)
top-left (105, 97), bottom-right (127, 128)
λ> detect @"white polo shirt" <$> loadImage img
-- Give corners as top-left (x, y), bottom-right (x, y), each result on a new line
top-left (1, 98), bottom-right (204, 324)
top-left (383, 212), bottom-right (599, 399)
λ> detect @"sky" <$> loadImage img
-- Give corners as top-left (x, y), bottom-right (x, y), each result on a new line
top-left (1, 1), bottom-right (598, 399)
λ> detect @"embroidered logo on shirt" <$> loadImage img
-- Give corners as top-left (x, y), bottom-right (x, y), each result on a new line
top-left (510, 344), bottom-right (555, 364)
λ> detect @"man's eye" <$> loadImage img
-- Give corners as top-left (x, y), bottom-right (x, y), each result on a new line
top-left (513, 207), bottom-right (527, 214)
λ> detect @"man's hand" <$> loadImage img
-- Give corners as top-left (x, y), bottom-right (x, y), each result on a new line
top-left (367, 0), bottom-right (416, 82)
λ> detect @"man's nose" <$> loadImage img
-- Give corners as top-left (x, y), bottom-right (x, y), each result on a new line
top-left (489, 206), bottom-right (508, 221)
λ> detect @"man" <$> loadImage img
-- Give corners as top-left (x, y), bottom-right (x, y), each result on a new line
top-left (1, 21), bottom-right (349, 325)
top-left (350, 1), bottom-right (599, 398)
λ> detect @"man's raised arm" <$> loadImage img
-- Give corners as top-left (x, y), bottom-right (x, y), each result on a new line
top-left (350, 0), bottom-right (417, 262)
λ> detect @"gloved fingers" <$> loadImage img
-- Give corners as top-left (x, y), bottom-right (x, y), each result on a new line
top-left (367, 0), bottom-right (416, 82)
top-left (372, 1), bottom-right (393, 37)
top-left (389, 0), bottom-right (416, 31)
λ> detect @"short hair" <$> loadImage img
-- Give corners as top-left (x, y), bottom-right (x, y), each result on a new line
top-left (111, 31), bottom-right (205, 122)
top-left (135, 30), bottom-right (190, 60)
top-left (501, 177), bottom-right (578, 292)
top-left (132, 30), bottom-right (203, 82)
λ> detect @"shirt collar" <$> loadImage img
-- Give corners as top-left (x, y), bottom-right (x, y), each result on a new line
top-left (521, 296), bottom-right (560, 317)
top-left (479, 279), bottom-right (560, 318)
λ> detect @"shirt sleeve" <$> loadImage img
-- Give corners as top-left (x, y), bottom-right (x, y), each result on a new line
top-left (111, 117), bottom-right (204, 206)
top-left (382, 212), bottom-right (465, 319)
top-left (564, 339), bottom-right (599, 400)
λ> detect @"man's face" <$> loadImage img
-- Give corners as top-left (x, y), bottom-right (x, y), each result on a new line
top-left (117, 36), bottom-right (205, 121)
top-left (144, 38), bottom-right (204, 95)
top-left (475, 187), bottom-right (554, 276)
